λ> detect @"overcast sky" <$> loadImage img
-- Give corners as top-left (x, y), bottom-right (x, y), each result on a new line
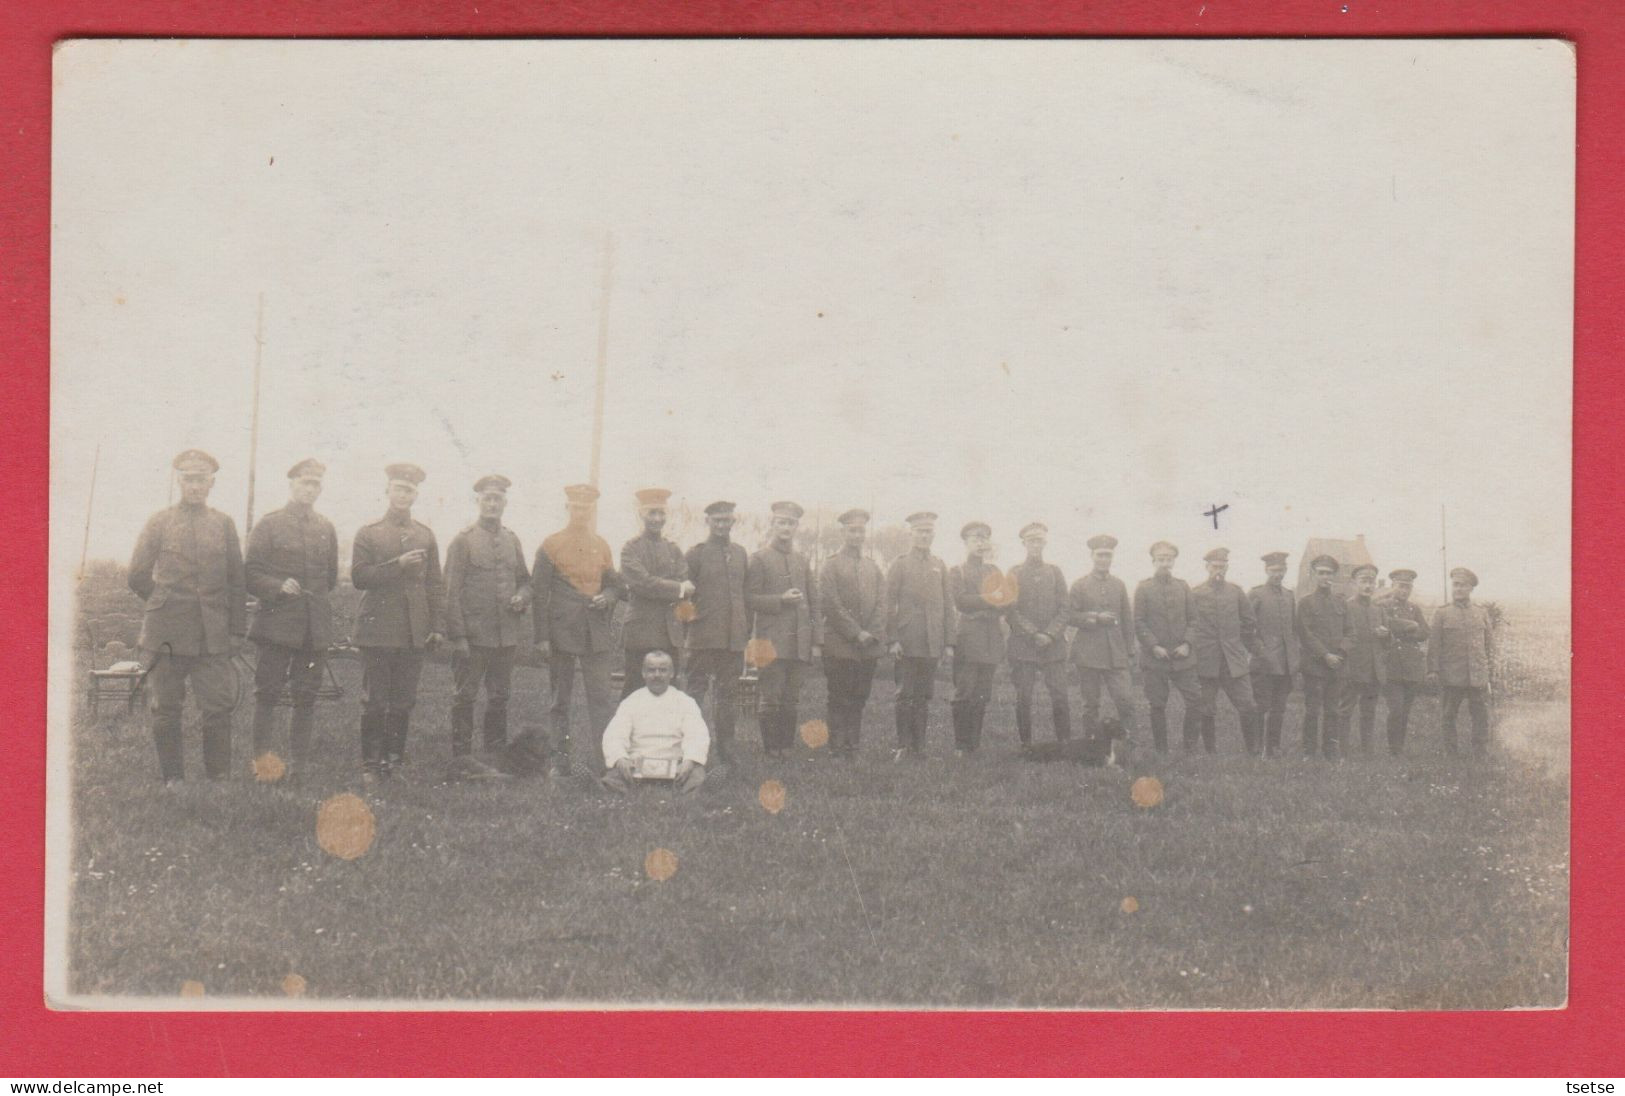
top-left (50, 38), bottom-right (1573, 602)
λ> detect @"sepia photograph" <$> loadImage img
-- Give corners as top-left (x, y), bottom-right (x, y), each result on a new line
top-left (45, 37), bottom-right (1573, 1010)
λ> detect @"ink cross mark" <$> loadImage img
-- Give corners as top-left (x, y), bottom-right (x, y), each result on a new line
top-left (1204, 503), bottom-right (1229, 529)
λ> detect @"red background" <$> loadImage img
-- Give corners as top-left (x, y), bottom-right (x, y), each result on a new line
top-left (2, 0), bottom-right (1619, 1077)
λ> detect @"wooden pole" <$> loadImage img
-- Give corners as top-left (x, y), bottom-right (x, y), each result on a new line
top-left (77, 443), bottom-right (100, 580)
top-left (1439, 504), bottom-right (1448, 604)
top-left (246, 292), bottom-right (265, 534)
top-left (589, 234), bottom-right (614, 492)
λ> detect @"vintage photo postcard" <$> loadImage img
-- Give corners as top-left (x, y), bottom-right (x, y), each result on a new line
top-left (46, 38), bottom-right (1573, 1009)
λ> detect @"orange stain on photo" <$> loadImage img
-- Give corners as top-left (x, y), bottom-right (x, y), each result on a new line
top-left (1130, 776), bottom-right (1165, 809)
top-left (179, 980), bottom-right (205, 998)
top-left (252, 751), bottom-right (287, 783)
top-left (745, 637), bottom-right (777, 669)
top-left (798, 719), bottom-right (829, 749)
top-left (282, 973), bottom-right (308, 997)
top-left (1120, 897), bottom-right (1140, 914)
top-left (644, 848), bottom-right (679, 882)
top-left (316, 793), bottom-right (376, 860)
top-left (673, 601), bottom-right (698, 623)
top-left (981, 569), bottom-right (1019, 608)
top-left (758, 780), bottom-right (787, 814)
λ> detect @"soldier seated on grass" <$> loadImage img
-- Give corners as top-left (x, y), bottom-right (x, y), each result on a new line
top-left (600, 651), bottom-right (709, 795)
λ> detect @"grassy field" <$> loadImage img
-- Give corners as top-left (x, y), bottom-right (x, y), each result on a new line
top-left (65, 623), bottom-right (1569, 1009)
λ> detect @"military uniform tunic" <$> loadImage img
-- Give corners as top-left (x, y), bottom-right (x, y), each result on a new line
top-left (1343, 594), bottom-right (1390, 686)
top-left (620, 532), bottom-right (690, 653)
top-left (1133, 573), bottom-right (1197, 671)
top-left (352, 510), bottom-right (446, 649)
top-left (1382, 598), bottom-right (1429, 684)
top-left (130, 503), bottom-right (248, 656)
top-left (1248, 582), bottom-right (1300, 677)
top-left (444, 521), bottom-right (531, 648)
top-left (887, 549), bottom-right (955, 659)
top-left (1007, 560), bottom-right (1069, 664)
top-left (245, 503), bottom-right (338, 650)
top-left (819, 549), bottom-right (887, 661)
top-left (949, 559), bottom-right (1007, 664)
top-left (1069, 572), bottom-right (1134, 671)
top-left (1429, 602), bottom-right (1494, 687)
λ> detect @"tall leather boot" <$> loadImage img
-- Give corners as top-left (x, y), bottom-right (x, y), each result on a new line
top-left (1360, 703), bottom-right (1376, 756)
top-left (360, 708), bottom-right (386, 775)
top-left (894, 699), bottom-right (912, 750)
top-left (483, 704), bottom-right (509, 754)
top-left (251, 702), bottom-right (279, 759)
top-left (1015, 702), bottom-right (1033, 749)
top-left (289, 705), bottom-right (315, 777)
top-left (1181, 712), bottom-right (1199, 752)
top-left (950, 701), bottom-right (970, 752)
top-left (971, 699), bottom-right (990, 752)
top-left (1053, 700), bottom-right (1073, 743)
top-left (1201, 715), bottom-right (1217, 753)
top-left (386, 710), bottom-right (411, 769)
top-left (1150, 708), bottom-right (1168, 754)
top-left (1265, 708), bottom-right (1283, 757)
top-left (912, 700), bottom-right (930, 752)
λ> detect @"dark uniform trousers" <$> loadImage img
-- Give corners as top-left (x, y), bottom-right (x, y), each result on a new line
top-left (361, 648), bottom-right (424, 772)
top-left (895, 656), bottom-right (939, 750)
top-left (1009, 661), bottom-right (1071, 746)
top-left (1301, 674), bottom-right (1343, 757)
top-left (1196, 674), bottom-right (1258, 753)
top-left (1385, 682), bottom-right (1421, 754)
top-left (1077, 668), bottom-right (1134, 740)
top-left (685, 649), bottom-right (742, 761)
top-left (148, 651), bottom-right (237, 780)
top-left (1441, 686), bottom-right (1490, 755)
top-left (951, 657), bottom-right (996, 751)
top-left (822, 655), bottom-right (877, 756)
top-left (757, 658), bottom-right (809, 752)
top-left (1142, 661), bottom-right (1201, 752)
top-left (451, 645), bottom-right (517, 755)
top-left (251, 640), bottom-right (325, 766)
top-left (1338, 681), bottom-right (1383, 756)
top-left (548, 650), bottom-right (616, 772)
top-left (1251, 672), bottom-right (1294, 756)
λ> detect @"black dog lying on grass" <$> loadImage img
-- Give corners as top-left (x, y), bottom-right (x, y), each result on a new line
top-left (1024, 717), bottom-right (1127, 767)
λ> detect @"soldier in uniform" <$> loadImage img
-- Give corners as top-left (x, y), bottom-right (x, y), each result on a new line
top-left (1296, 554), bottom-right (1352, 758)
top-left (1069, 534), bottom-right (1135, 743)
top-left (1339, 563), bottom-right (1392, 756)
top-left (1189, 547), bottom-right (1262, 754)
top-left (1133, 540), bottom-right (1199, 754)
top-left (684, 500), bottom-right (750, 767)
top-left (886, 511), bottom-right (955, 759)
top-left (746, 501), bottom-right (822, 758)
top-left (443, 474), bottom-right (531, 768)
top-left (819, 509), bottom-right (887, 759)
top-left (1428, 566), bottom-right (1496, 755)
top-left (1248, 551), bottom-right (1299, 758)
top-left (128, 449), bottom-right (247, 784)
top-left (1006, 522), bottom-right (1072, 750)
top-left (948, 521), bottom-right (1006, 756)
top-left (350, 463), bottom-right (445, 781)
top-left (244, 457), bottom-right (338, 781)
top-left (1381, 567), bottom-right (1429, 755)
top-left (618, 488), bottom-right (693, 699)
top-left (532, 483), bottom-right (626, 777)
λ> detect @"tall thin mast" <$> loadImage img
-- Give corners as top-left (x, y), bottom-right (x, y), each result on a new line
top-left (1439, 504), bottom-right (1448, 604)
top-left (246, 292), bottom-right (265, 534)
top-left (589, 234), bottom-right (614, 493)
top-left (77, 442), bottom-right (100, 580)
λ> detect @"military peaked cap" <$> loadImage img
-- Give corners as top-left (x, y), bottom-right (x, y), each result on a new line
top-left (771, 500), bottom-right (806, 520)
top-left (836, 508), bottom-right (870, 526)
top-left (474, 474), bottom-right (512, 495)
top-left (1019, 522), bottom-right (1048, 540)
top-left (1204, 547), bottom-right (1231, 563)
top-left (635, 487), bottom-right (672, 508)
top-left (1261, 551), bottom-right (1289, 566)
top-left (1149, 540), bottom-right (1178, 557)
top-left (704, 500), bottom-right (737, 516)
top-left (960, 521), bottom-right (992, 539)
top-left (906, 511), bottom-right (938, 528)
top-left (1450, 566), bottom-right (1479, 588)
top-left (173, 449), bottom-right (219, 474)
top-left (1310, 554), bottom-right (1341, 573)
top-left (386, 462), bottom-right (426, 486)
top-left (1388, 568), bottom-right (1418, 582)
top-left (1350, 563), bottom-right (1379, 579)
top-left (1087, 534), bottom-right (1118, 551)
top-left (564, 483), bottom-right (600, 503)
top-left (287, 458), bottom-right (325, 480)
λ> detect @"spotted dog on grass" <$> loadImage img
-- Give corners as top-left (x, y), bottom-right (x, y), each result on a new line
top-left (1023, 717), bottom-right (1127, 767)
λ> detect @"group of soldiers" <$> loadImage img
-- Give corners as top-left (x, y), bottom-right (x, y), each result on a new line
top-left (123, 448), bottom-right (1500, 786)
